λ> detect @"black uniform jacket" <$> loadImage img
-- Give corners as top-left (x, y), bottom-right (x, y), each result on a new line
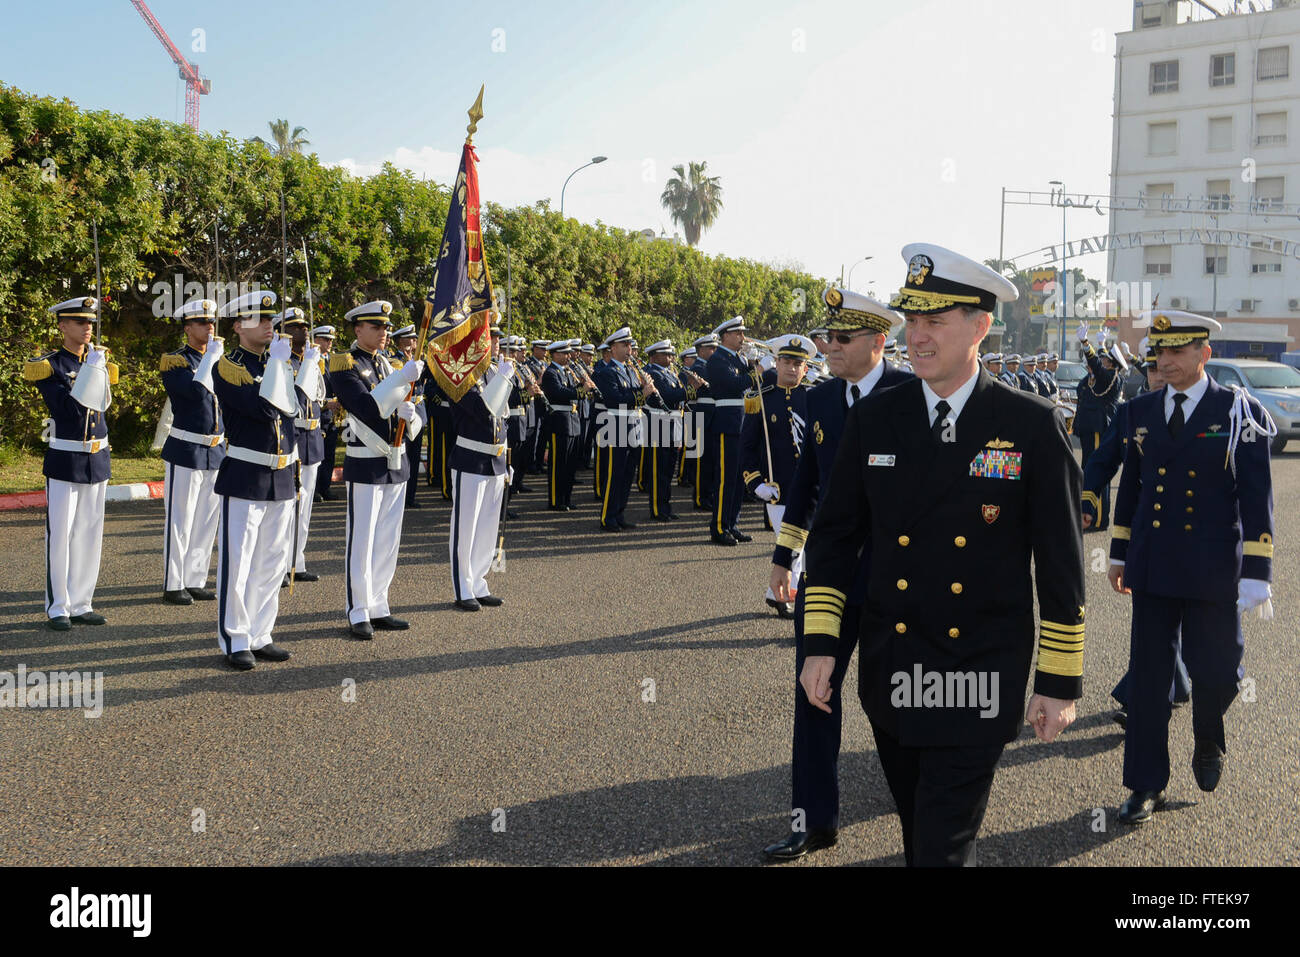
top-left (160, 344), bottom-right (225, 471)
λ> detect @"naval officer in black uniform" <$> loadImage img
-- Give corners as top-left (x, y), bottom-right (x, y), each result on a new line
top-left (643, 339), bottom-right (689, 521)
top-left (800, 244), bottom-right (1085, 866)
top-left (703, 317), bottom-right (753, 545)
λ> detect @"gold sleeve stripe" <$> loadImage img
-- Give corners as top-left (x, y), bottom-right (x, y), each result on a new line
top-left (1037, 647), bottom-right (1084, 678)
top-left (803, 612), bottom-right (842, 639)
top-left (776, 523), bottom-right (808, 551)
top-left (743, 470), bottom-right (762, 485)
top-left (107, 362), bottom-right (119, 385)
top-left (804, 601), bottom-right (845, 615)
top-left (23, 358), bottom-right (53, 382)
top-left (217, 356), bottom-right (254, 386)
top-left (1111, 525), bottom-right (1131, 541)
top-left (1041, 634), bottom-right (1085, 650)
top-left (1040, 619), bottom-right (1084, 634)
top-left (804, 586), bottom-right (846, 607)
top-left (1039, 637), bottom-right (1084, 654)
top-left (159, 353), bottom-right (189, 372)
top-left (1081, 490), bottom-right (1101, 512)
top-left (1243, 540), bottom-right (1274, 558)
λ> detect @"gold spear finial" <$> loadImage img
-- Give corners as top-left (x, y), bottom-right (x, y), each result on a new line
top-left (466, 85), bottom-right (485, 143)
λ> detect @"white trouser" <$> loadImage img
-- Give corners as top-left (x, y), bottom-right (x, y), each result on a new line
top-left (294, 461), bottom-right (320, 572)
top-left (217, 496), bottom-right (294, 654)
top-left (765, 503), bottom-right (804, 601)
top-left (44, 478), bottom-right (107, 619)
top-left (449, 470), bottom-right (505, 601)
top-left (345, 481), bottom-right (406, 625)
top-left (163, 463), bottom-right (220, 591)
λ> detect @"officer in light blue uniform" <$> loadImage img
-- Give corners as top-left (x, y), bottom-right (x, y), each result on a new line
top-left (159, 297), bottom-right (225, 605)
top-left (1110, 310), bottom-right (1275, 824)
top-left (26, 296), bottom-right (117, 630)
top-left (703, 317), bottom-right (753, 545)
top-left (643, 339), bottom-right (688, 521)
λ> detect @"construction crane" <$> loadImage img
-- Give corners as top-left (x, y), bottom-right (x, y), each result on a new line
top-left (130, 0), bottom-right (211, 129)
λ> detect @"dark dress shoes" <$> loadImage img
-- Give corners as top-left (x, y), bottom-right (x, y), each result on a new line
top-left (506, 510), bottom-right (520, 519)
top-left (477, 595), bottom-right (503, 607)
top-left (766, 597), bottom-right (795, 619)
top-left (318, 489), bottom-right (335, 501)
top-left (163, 589), bottom-right (193, 606)
top-left (70, 612), bottom-right (106, 625)
top-left (762, 828), bottom-right (838, 861)
top-left (226, 650), bottom-right (256, 671)
top-left (516, 485), bottom-right (534, 493)
top-left (455, 598), bottom-right (482, 612)
top-left (1112, 709), bottom-right (1127, 729)
top-left (1192, 740), bottom-right (1224, 792)
top-left (372, 615), bottom-right (409, 630)
top-left (1117, 790), bottom-right (1166, 824)
top-left (294, 572), bottom-right (320, 583)
top-left (600, 525), bottom-right (622, 533)
top-left (187, 587), bottom-right (216, 601)
top-left (711, 533), bottom-right (738, 546)
top-left (280, 574), bottom-right (290, 588)
top-left (47, 616), bottom-right (71, 632)
top-left (252, 642), bottom-right (291, 662)
top-left (731, 529), bottom-right (753, 543)
top-left (350, 620), bottom-right (375, 639)
top-left (619, 520), bottom-right (638, 529)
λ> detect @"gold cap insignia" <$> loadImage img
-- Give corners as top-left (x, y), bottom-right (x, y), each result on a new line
top-left (1152, 314), bottom-right (1170, 332)
top-left (382, 303), bottom-right (392, 314)
top-left (261, 295), bottom-right (273, 307)
top-left (824, 288), bottom-right (842, 308)
top-left (82, 297), bottom-right (94, 307)
top-left (907, 255), bottom-right (933, 287)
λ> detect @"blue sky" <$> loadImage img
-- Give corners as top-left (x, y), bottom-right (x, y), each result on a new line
top-left (4, 0), bottom-right (1137, 290)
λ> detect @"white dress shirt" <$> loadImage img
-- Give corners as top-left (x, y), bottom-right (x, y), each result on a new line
top-left (1164, 372), bottom-right (1209, 423)
top-left (922, 368), bottom-right (981, 427)
top-left (844, 360), bottom-right (886, 406)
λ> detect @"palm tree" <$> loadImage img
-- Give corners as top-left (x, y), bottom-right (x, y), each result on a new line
top-left (660, 162), bottom-right (723, 247)
top-left (253, 119), bottom-right (311, 156)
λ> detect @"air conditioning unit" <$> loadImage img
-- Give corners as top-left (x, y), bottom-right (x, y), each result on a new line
top-left (1169, 296), bottom-right (1187, 308)
top-left (1238, 299), bottom-right (1257, 312)
top-left (1289, 298), bottom-right (1300, 311)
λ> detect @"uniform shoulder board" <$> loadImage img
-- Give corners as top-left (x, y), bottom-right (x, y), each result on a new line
top-left (743, 394), bottom-right (763, 414)
top-left (392, 358), bottom-right (406, 370)
top-left (107, 362), bottom-right (120, 385)
top-left (330, 353), bottom-right (355, 374)
top-left (23, 357), bottom-right (53, 382)
top-left (217, 355), bottom-right (254, 386)
top-left (159, 352), bottom-right (189, 373)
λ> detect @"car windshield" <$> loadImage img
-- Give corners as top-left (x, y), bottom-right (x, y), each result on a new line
top-left (1242, 364), bottom-right (1300, 389)
top-left (1053, 360), bottom-right (1086, 384)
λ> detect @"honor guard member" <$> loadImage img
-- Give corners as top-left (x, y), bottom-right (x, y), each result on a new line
top-left (799, 244), bottom-right (1085, 866)
top-left (742, 334), bottom-right (814, 617)
top-left (703, 317), bottom-right (753, 545)
top-left (983, 353), bottom-right (1006, 386)
top-left (26, 296), bottom-right (117, 630)
top-left (592, 327), bottom-right (657, 531)
top-left (998, 354), bottom-right (1021, 389)
top-left (644, 340), bottom-right (689, 521)
top-left (503, 337), bottom-right (528, 505)
top-left (1043, 353), bottom-right (1061, 399)
top-left (541, 339), bottom-right (583, 510)
top-left (762, 293), bottom-right (912, 860)
top-left (159, 297), bottom-right (224, 605)
top-left (274, 307), bottom-right (326, 581)
top-left (391, 324), bottom-right (427, 509)
top-left (330, 301), bottom-right (426, 638)
top-left (426, 373), bottom-right (457, 501)
top-left (211, 291), bottom-right (297, 669)
top-left (448, 340), bottom-right (513, 611)
top-left (526, 339), bottom-right (551, 474)
top-left (690, 333), bottom-right (719, 509)
top-left (313, 325), bottom-right (342, 501)
top-left (1073, 322), bottom-right (1124, 530)
top-left (1015, 353), bottom-right (1038, 393)
top-left (1109, 310), bottom-right (1275, 824)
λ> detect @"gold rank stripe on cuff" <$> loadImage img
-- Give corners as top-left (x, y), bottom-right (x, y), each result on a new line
top-left (803, 585), bottom-right (847, 638)
top-left (1243, 535), bottom-right (1274, 558)
top-left (1038, 617), bottom-right (1084, 677)
top-left (775, 522), bottom-right (809, 552)
top-left (1111, 525), bottom-right (1131, 541)
top-left (742, 470), bottom-right (762, 486)
top-left (1081, 490), bottom-right (1101, 513)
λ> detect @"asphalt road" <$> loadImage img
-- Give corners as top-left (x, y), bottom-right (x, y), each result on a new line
top-left (1, 451), bottom-right (1297, 867)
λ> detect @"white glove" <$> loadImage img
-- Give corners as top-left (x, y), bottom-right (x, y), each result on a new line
top-left (401, 358), bottom-right (425, 383)
top-left (269, 337), bottom-right (292, 363)
top-left (85, 348), bottom-right (107, 368)
top-left (1237, 579), bottom-right (1273, 619)
top-left (496, 357), bottom-right (515, 380)
top-left (508, 466), bottom-right (515, 484)
top-left (1075, 320), bottom-right (1089, 344)
top-left (1095, 328), bottom-right (1108, 349)
top-left (755, 482), bottom-right (779, 503)
top-left (205, 335), bottom-right (225, 360)
top-left (397, 400), bottom-right (418, 423)
top-left (303, 345), bottom-right (320, 367)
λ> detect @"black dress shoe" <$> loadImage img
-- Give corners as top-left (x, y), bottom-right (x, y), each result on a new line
top-left (517, 485), bottom-right (534, 494)
top-left (506, 510), bottom-right (520, 520)
top-left (731, 529), bottom-right (753, 543)
top-left (653, 515), bottom-right (672, 522)
top-left (226, 650), bottom-right (256, 671)
top-left (599, 524), bottom-right (622, 533)
top-left (47, 616), bottom-right (71, 632)
top-left (665, 513), bottom-right (680, 520)
top-left (294, 571), bottom-right (320, 583)
top-left (766, 597), bottom-right (795, 619)
top-left (318, 489), bottom-right (335, 501)
top-left (252, 642), bottom-right (291, 662)
top-left (762, 828), bottom-right (838, 861)
top-left (70, 612), bottom-right (106, 625)
top-left (187, 587), bottom-right (217, 601)
top-left (455, 598), bottom-right (482, 612)
top-left (163, 589), bottom-right (193, 606)
top-left (1192, 740), bottom-right (1224, 792)
top-left (1112, 709), bottom-right (1127, 729)
top-left (711, 533), bottom-right (738, 546)
top-left (477, 595), bottom-right (503, 607)
top-left (350, 620), bottom-right (375, 639)
top-left (1117, 790), bottom-right (1166, 824)
top-left (281, 574), bottom-right (290, 588)
top-left (619, 520), bottom-right (638, 529)
top-left (372, 615), bottom-right (409, 630)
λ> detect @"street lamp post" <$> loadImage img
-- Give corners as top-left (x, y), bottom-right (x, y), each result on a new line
top-left (1049, 179), bottom-right (1067, 355)
top-left (847, 255), bottom-right (873, 291)
top-left (560, 156), bottom-right (608, 217)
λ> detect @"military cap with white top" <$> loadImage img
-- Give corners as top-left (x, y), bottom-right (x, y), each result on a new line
top-left (603, 326), bottom-right (633, 347)
top-left (1004, 353), bottom-right (1022, 363)
top-left (345, 300), bottom-right (393, 324)
top-left (680, 346), bottom-right (697, 360)
top-left (50, 296), bottom-right (99, 321)
top-left (272, 307), bottom-right (307, 329)
top-left (890, 242), bottom-right (1019, 315)
top-left (712, 316), bottom-right (747, 337)
top-left (822, 287), bottom-right (902, 335)
top-left (174, 298), bottom-right (217, 322)
top-left (220, 289), bottom-right (277, 321)
top-left (1134, 309), bottom-right (1222, 348)
top-left (984, 353), bottom-right (1003, 363)
top-left (531, 338), bottom-right (549, 348)
top-left (547, 339), bottom-right (573, 352)
top-left (391, 324), bottom-right (417, 339)
top-left (645, 339), bottom-right (674, 355)
top-left (580, 343), bottom-right (595, 354)
top-left (768, 333), bottom-right (817, 360)
top-left (693, 333), bottom-right (719, 349)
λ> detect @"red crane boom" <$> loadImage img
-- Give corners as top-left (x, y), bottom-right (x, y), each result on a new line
top-left (130, 0), bottom-right (210, 129)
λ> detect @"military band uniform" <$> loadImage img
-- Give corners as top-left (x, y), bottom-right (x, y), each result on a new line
top-left (526, 349), bottom-right (550, 474)
top-left (591, 351), bottom-right (642, 531)
top-left (541, 356), bottom-right (583, 509)
top-left (1074, 341), bottom-right (1122, 530)
top-left (703, 342), bottom-right (750, 540)
top-left (319, 368), bottom-right (342, 501)
top-left (742, 379), bottom-right (808, 575)
top-left (644, 357), bottom-right (689, 520)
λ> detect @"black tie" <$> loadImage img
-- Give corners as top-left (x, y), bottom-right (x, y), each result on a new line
top-left (931, 399), bottom-right (951, 444)
top-left (1169, 392), bottom-right (1187, 439)
top-left (850, 384), bottom-right (861, 405)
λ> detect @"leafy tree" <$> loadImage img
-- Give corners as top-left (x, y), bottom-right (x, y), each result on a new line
top-left (660, 161), bottom-right (723, 247)
top-left (252, 119), bottom-right (310, 157)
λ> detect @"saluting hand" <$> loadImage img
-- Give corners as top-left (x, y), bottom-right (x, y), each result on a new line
top-left (1025, 694), bottom-right (1076, 743)
top-left (799, 655), bottom-right (836, 714)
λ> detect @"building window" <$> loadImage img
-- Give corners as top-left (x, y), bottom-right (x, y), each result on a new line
top-left (1150, 59), bottom-right (1180, 93)
top-left (1145, 245), bottom-right (1173, 276)
top-left (1206, 179), bottom-right (1231, 211)
top-left (1256, 111), bottom-right (1287, 148)
top-left (1251, 249), bottom-right (1283, 274)
top-left (1258, 46), bottom-right (1289, 81)
top-left (1204, 245), bottom-right (1227, 275)
top-left (1148, 121), bottom-right (1177, 155)
top-left (1210, 53), bottom-right (1235, 87)
top-left (1207, 115), bottom-right (1233, 151)
top-left (1145, 182), bottom-right (1175, 216)
top-left (1254, 176), bottom-right (1285, 211)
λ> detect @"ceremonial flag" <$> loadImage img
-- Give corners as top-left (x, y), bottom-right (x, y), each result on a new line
top-left (421, 86), bottom-right (496, 400)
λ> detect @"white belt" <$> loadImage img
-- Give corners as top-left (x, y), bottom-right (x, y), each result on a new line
top-left (456, 436), bottom-right (506, 457)
top-left (596, 406), bottom-right (638, 416)
top-left (713, 398), bottom-right (746, 407)
top-left (695, 397), bottom-right (715, 404)
top-left (49, 437), bottom-right (108, 454)
top-left (294, 417), bottom-right (320, 430)
top-left (226, 446), bottom-right (299, 470)
top-left (346, 443), bottom-right (407, 460)
top-left (509, 408), bottom-right (526, 417)
top-left (649, 407), bottom-right (684, 416)
top-left (169, 427), bottom-right (224, 448)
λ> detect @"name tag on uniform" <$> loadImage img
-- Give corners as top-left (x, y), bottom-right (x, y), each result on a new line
top-left (868, 453), bottom-right (895, 467)
top-left (969, 449), bottom-right (1022, 479)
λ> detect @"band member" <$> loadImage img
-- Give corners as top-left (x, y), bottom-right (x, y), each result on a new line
top-left (592, 341), bottom-right (613, 499)
top-left (26, 296), bottom-right (117, 630)
top-left (541, 339), bottom-right (583, 510)
top-left (1074, 323), bottom-right (1124, 530)
top-left (159, 297), bottom-right (224, 605)
top-left (577, 344), bottom-right (600, 470)
top-left (690, 334), bottom-right (718, 509)
top-left (312, 325), bottom-right (342, 502)
top-left (592, 327), bottom-right (658, 531)
top-left (703, 318), bottom-right (752, 545)
top-left (526, 339), bottom-right (551, 474)
top-left (643, 340), bottom-right (689, 521)
top-left (211, 290), bottom-right (296, 670)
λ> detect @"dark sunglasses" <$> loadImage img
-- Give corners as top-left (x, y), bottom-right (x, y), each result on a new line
top-left (829, 330), bottom-right (876, 345)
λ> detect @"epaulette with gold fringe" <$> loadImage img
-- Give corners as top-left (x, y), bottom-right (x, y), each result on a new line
top-left (217, 356), bottom-right (254, 386)
top-left (743, 394), bottom-right (763, 414)
top-left (329, 353), bottom-right (355, 374)
top-left (159, 352), bottom-right (189, 373)
top-left (107, 363), bottom-right (120, 385)
top-left (23, 357), bottom-right (53, 382)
